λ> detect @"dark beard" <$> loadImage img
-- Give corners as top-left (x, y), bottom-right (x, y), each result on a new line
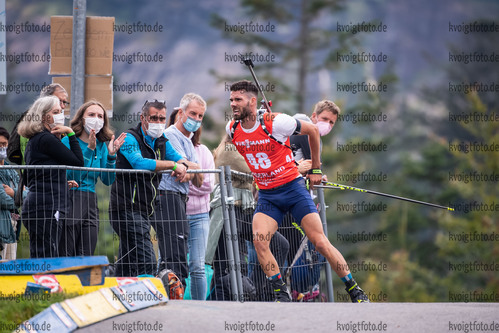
top-left (233, 102), bottom-right (252, 121)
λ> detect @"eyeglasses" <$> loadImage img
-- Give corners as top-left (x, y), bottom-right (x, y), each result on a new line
top-left (59, 99), bottom-right (70, 107)
top-left (147, 115), bottom-right (167, 122)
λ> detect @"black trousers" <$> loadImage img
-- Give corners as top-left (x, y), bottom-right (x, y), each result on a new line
top-left (22, 209), bottom-right (63, 258)
top-left (151, 191), bottom-right (190, 286)
top-left (110, 209), bottom-right (157, 277)
top-left (59, 191), bottom-right (99, 256)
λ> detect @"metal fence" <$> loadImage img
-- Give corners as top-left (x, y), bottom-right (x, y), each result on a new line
top-left (0, 164), bottom-right (334, 302)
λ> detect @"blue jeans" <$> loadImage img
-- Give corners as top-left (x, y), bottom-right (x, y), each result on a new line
top-left (187, 212), bottom-right (209, 300)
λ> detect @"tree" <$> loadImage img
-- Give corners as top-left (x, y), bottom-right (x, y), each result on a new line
top-left (369, 18), bottom-right (499, 301)
top-left (210, 0), bottom-right (352, 114)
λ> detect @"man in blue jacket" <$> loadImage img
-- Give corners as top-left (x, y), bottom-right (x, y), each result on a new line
top-left (109, 99), bottom-right (188, 277)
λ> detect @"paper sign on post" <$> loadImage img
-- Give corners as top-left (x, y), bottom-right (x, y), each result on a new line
top-left (49, 16), bottom-right (114, 75)
top-left (52, 76), bottom-right (113, 114)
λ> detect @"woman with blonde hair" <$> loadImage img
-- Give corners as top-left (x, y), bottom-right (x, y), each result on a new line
top-left (18, 95), bottom-right (84, 258)
top-left (60, 100), bottom-right (126, 256)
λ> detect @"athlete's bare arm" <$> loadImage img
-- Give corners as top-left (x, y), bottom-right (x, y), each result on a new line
top-left (298, 120), bottom-right (322, 188)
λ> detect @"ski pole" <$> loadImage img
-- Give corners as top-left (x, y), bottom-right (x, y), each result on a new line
top-left (315, 181), bottom-right (454, 211)
top-left (242, 58), bottom-right (272, 113)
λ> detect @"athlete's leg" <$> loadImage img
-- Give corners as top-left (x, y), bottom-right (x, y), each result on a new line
top-left (300, 211), bottom-right (369, 302)
top-left (252, 212), bottom-right (291, 302)
top-left (252, 212), bottom-right (279, 277)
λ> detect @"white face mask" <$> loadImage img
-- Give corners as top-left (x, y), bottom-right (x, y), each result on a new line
top-left (146, 122), bottom-right (165, 139)
top-left (84, 117), bottom-right (104, 134)
top-left (0, 147), bottom-right (7, 160)
top-left (50, 113), bottom-right (66, 129)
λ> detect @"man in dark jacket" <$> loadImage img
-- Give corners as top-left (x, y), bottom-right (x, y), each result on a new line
top-left (109, 99), bottom-right (188, 277)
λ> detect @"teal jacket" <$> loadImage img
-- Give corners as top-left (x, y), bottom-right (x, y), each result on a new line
top-left (61, 136), bottom-right (116, 193)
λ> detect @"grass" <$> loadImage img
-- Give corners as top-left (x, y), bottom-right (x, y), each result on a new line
top-left (0, 292), bottom-right (77, 333)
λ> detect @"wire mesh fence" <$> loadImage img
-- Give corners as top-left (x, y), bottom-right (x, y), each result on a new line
top-left (0, 164), bottom-right (334, 302)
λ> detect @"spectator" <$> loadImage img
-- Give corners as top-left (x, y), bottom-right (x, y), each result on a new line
top-left (8, 83), bottom-right (70, 165)
top-left (109, 99), bottom-right (187, 277)
top-left (207, 135), bottom-right (255, 301)
top-left (0, 127), bottom-right (21, 260)
top-left (167, 107), bottom-right (216, 300)
top-left (7, 83), bottom-right (70, 208)
top-left (291, 100), bottom-right (340, 176)
top-left (153, 93), bottom-right (205, 288)
top-left (17, 96), bottom-right (84, 258)
top-left (60, 101), bottom-right (126, 256)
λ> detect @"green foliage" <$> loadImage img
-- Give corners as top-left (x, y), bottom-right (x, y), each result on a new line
top-left (210, 0), bottom-right (353, 113)
top-left (0, 292), bottom-right (77, 333)
top-left (94, 182), bottom-right (119, 263)
top-left (434, 92), bottom-right (499, 294)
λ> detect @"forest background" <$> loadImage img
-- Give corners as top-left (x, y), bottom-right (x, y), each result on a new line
top-left (0, 0), bottom-right (498, 302)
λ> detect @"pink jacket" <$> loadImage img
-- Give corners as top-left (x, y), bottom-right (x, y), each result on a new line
top-left (186, 144), bottom-right (215, 215)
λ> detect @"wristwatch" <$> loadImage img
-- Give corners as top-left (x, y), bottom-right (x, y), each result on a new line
top-left (181, 162), bottom-right (189, 170)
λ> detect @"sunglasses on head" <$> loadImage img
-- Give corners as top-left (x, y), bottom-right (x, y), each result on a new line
top-left (143, 99), bottom-right (166, 107)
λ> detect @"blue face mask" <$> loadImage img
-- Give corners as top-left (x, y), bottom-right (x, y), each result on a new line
top-left (183, 116), bottom-right (202, 133)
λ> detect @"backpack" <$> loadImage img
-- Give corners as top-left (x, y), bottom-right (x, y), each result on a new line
top-left (158, 268), bottom-right (185, 300)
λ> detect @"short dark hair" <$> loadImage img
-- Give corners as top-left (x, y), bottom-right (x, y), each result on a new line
top-left (230, 80), bottom-right (258, 97)
top-left (0, 127), bottom-right (9, 141)
top-left (142, 100), bottom-right (166, 117)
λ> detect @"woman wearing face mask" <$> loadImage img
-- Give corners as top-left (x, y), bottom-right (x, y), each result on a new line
top-left (60, 100), bottom-right (126, 256)
top-left (17, 96), bottom-right (84, 258)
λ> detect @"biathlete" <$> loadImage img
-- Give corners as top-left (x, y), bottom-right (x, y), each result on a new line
top-left (226, 80), bottom-right (369, 303)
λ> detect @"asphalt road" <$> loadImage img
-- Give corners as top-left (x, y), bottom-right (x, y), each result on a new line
top-left (77, 301), bottom-right (499, 333)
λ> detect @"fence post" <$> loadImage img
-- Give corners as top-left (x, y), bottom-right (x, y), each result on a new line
top-left (71, 0), bottom-right (86, 118)
top-left (217, 166), bottom-right (239, 300)
top-left (223, 165), bottom-right (245, 302)
top-left (316, 186), bottom-right (335, 302)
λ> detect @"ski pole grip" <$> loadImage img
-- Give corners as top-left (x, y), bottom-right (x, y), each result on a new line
top-left (243, 58), bottom-right (254, 68)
